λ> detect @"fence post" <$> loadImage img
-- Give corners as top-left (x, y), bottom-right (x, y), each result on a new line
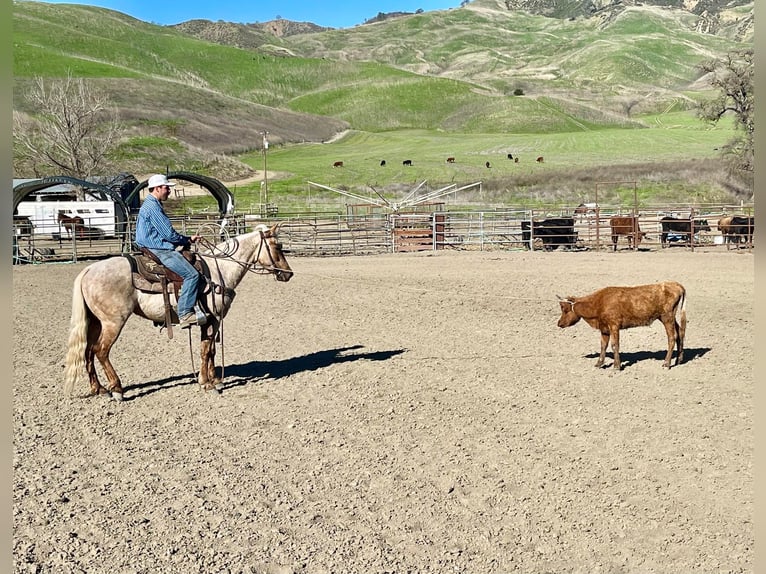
top-left (71, 231), bottom-right (78, 263)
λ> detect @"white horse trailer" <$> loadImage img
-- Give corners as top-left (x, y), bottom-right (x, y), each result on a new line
top-left (16, 200), bottom-right (117, 238)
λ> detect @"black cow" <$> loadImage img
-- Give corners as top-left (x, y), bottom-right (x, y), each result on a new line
top-left (521, 217), bottom-right (577, 251)
top-left (380, 160), bottom-right (386, 166)
top-left (660, 216), bottom-right (712, 247)
top-left (729, 215), bottom-right (755, 245)
top-left (402, 159), bottom-right (412, 166)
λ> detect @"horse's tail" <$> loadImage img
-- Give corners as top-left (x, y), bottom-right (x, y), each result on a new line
top-left (63, 267), bottom-right (90, 395)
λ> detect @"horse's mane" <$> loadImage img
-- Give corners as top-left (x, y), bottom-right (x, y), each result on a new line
top-left (202, 224), bottom-right (272, 258)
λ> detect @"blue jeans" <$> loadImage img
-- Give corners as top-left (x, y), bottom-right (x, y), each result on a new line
top-left (150, 248), bottom-right (200, 317)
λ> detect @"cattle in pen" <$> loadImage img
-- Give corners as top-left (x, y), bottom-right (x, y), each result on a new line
top-left (718, 216), bottom-right (735, 244)
top-left (729, 215), bottom-right (755, 245)
top-left (609, 216), bottom-right (646, 251)
top-left (659, 216), bottom-right (711, 247)
top-left (521, 217), bottom-right (577, 251)
top-left (557, 281), bottom-right (686, 371)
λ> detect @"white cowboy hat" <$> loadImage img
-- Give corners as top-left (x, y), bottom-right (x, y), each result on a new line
top-left (147, 174), bottom-right (176, 189)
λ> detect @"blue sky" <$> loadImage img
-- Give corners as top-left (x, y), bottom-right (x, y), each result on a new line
top-left (36, 0), bottom-right (461, 28)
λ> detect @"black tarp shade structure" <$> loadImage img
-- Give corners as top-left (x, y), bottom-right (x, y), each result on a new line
top-left (124, 171), bottom-right (235, 216)
top-left (13, 172), bottom-right (236, 251)
top-left (13, 176), bottom-right (132, 247)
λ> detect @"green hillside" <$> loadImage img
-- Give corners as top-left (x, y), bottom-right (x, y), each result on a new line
top-left (12, 0), bottom-right (752, 203)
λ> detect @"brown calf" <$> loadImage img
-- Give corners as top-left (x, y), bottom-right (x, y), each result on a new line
top-left (446, 157), bottom-right (456, 163)
top-left (717, 216), bottom-right (734, 245)
top-left (333, 161), bottom-right (344, 167)
top-left (609, 216), bottom-right (646, 251)
top-left (557, 281), bottom-right (686, 370)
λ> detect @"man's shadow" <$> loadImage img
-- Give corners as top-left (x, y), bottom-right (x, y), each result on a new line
top-left (585, 346), bottom-right (711, 369)
top-left (125, 345), bottom-right (406, 400)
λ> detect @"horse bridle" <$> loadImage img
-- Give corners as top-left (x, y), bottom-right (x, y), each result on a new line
top-left (250, 229), bottom-right (285, 276)
top-left (197, 229), bottom-right (284, 276)
top-left (186, 229), bottom-right (286, 383)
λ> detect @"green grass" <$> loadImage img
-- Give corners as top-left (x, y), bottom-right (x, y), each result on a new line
top-left (231, 111), bottom-right (736, 208)
top-left (12, 1), bottom-right (751, 206)
top-left (14, 0), bottom-right (749, 140)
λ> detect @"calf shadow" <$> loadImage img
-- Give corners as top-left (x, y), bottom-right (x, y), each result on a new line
top-left (585, 346), bottom-right (711, 369)
top-left (125, 345), bottom-right (406, 400)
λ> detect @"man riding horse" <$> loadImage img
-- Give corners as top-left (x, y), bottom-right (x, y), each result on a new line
top-left (134, 174), bottom-right (204, 328)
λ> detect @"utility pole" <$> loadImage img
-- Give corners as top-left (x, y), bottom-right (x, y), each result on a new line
top-left (260, 131), bottom-right (269, 208)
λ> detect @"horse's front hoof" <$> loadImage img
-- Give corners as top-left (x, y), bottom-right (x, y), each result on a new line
top-left (201, 382), bottom-right (222, 393)
top-left (110, 392), bottom-right (124, 402)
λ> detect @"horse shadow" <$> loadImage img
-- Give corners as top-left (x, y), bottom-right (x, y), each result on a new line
top-left (584, 346), bottom-right (711, 369)
top-left (125, 345), bottom-right (406, 400)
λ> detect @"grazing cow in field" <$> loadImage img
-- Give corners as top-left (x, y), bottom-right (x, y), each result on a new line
top-left (609, 216), bottom-right (646, 251)
top-left (521, 217), bottom-right (577, 251)
top-left (659, 216), bottom-right (712, 247)
top-left (536, 156), bottom-right (544, 163)
top-left (507, 153), bottom-right (514, 160)
top-left (729, 215), bottom-right (755, 245)
top-left (485, 161), bottom-right (491, 168)
top-left (333, 161), bottom-right (344, 167)
top-left (380, 160), bottom-right (386, 167)
top-left (402, 159), bottom-right (412, 166)
top-left (446, 157), bottom-right (456, 163)
top-left (514, 157), bottom-right (519, 163)
top-left (557, 281), bottom-right (687, 370)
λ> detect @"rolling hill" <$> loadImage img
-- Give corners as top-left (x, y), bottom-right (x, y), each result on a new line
top-left (12, 0), bottom-right (753, 201)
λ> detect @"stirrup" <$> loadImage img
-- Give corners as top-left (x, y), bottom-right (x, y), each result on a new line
top-left (194, 305), bottom-right (208, 326)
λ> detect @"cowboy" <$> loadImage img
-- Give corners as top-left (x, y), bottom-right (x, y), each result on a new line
top-left (135, 174), bottom-right (203, 328)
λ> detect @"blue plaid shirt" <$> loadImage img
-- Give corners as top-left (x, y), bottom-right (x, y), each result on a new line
top-left (134, 194), bottom-right (190, 250)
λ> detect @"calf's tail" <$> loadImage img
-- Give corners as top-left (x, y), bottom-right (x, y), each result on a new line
top-left (677, 287), bottom-right (687, 343)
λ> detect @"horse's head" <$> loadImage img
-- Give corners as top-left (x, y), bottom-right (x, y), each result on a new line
top-left (255, 223), bottom-right (293, 282)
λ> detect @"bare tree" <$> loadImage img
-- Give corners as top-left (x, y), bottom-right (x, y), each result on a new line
top-left (13, 74), bottom-right (125, 180)
top-left (698, 49), bottom-right (753, 186)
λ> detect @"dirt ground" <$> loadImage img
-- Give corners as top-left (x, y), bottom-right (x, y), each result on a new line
top-left (13, 248), bottom-right (753, 573)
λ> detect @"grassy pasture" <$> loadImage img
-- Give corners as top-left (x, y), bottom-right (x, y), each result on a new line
top-left (13, 1), bottom-right (750, 206)
top-left (234, 113), bottom-right (736, 209)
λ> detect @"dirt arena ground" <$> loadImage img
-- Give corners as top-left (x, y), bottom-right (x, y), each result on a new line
top-left (13, 248), bottom-right (753, 573)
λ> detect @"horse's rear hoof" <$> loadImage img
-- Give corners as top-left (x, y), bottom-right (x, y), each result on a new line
top-left (110, 392), bottom-right (124, 402)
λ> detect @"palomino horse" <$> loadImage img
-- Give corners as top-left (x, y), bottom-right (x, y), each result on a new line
top-left (58, 210), bottom-right (86, 239)
top-left (63, 224), bottom-right (293, 400)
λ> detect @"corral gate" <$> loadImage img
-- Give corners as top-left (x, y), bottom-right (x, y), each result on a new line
top-left (391, 213), bottom-right (446, 252)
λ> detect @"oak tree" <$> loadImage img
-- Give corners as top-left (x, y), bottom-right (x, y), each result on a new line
top-left (13, 75), bottom-right (124, 180)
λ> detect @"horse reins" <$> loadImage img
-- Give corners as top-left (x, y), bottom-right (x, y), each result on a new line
top-left (187, 230), bottom-right (282, 386)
